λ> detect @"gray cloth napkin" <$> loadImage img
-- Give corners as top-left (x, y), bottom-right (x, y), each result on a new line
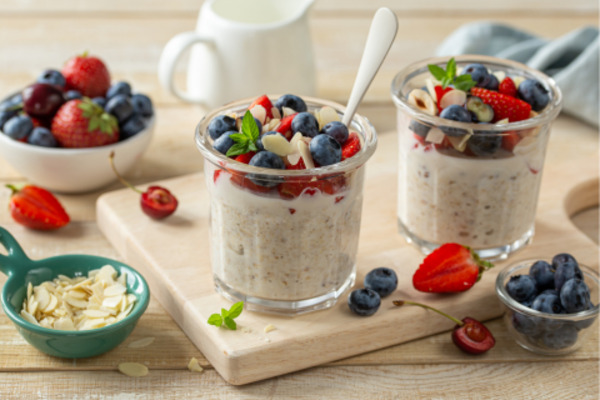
top-left (436, 22), bottom-right (599, 127)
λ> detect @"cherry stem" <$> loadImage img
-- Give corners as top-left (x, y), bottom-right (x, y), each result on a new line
top-left (109, 151), bottom-right (142, 194)
top-left (392, 300), bottom-right (464, 326)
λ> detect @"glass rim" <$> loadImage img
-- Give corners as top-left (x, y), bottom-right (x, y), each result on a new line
top-left (495, 259), bottom-right (599, 321)
top-left (391, 55), bottom-right (563, 133)
top-left (195, 95), bottom-right (378, 177)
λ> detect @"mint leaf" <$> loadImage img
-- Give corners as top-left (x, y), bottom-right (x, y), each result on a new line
top-left (226, 142), bottom-right (249, 157)
top-left (454, 74), bottom-right (477, 92)
top-left (227, 110), bottom-right (260, 157)
top-left (428, 64), bottom-right (446, 81)
top-left (207, 302), bottom-right (244, 330)
top-left (228, 301), bottom-right (244, 319)
top-left (241, 110), bottom-right (260, 143)
top-left (223, 316), bottom-right (237, 330)
top-left (207, 313), bottom-right (223, 327)
top-left (427, 57), bottom-right (476, 91)
top-left (446, 58), bottom-right (456, 81)
top-left (221, 308), bottom-right (229, 318)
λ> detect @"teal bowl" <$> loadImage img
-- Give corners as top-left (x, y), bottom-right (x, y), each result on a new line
top-left (0, 226), bottom-right (150, 358)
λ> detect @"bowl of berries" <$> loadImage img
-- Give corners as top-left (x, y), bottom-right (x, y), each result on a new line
top-left (0, 52), bottom-right (155, 193)
top-left (496, 253), bottom-right (598, 355)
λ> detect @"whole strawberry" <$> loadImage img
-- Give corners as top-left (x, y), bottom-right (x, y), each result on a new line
top-left (62, 52), bottom-right (111, 98)
top-left (51, 98), bottom-right (119, 148)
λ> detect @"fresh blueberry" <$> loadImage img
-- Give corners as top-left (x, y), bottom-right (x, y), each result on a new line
top-left (518, 79), bottom-right (550, 111)
top-left (3, 115), bottom-right (33, 140)
top-left (466, 96), bottom-right (494, 123)
top-left (105, 94), bottom-right (134, 124)
top-left (560, 279), bottom-right (592, 313)
top-left (481, 74), bottom-right (499, 91)
top-left (309, 134), bottom-right (342, 166)
top-left (364, 267), bottom-right (398, 298)
top-left (461, 63), bottom-right (490, 87)
top-left (64, 90), bottom-right (82, 101)
top-left (254, 117), bottom-right (263, 134)
top-left (540, 324), bottom-right (578, 350)
top-left (0, 93), bottom-right (23, 112)
top-left (248, 150), bottom-right (285, 187)
top-left (347, 288), bottom-right (381, 316)
top-left (552, 253), bottom-right (582, 291)
top-left (409, 120), bottom-right (431, 137)
top-left (275, 94), bottom-right (307, 113)
top-left (529, 260), bottom-right (555, 291)
top-left (0, 109), bottom-right (19, 130)
top-left (91, 97), bottom-right (107, 108)
top-left (213, 131), bottom-right (237, 155)
top-left (256, 131), bottom-right (283, 152)
top-left (36, 69), bottom-right (66, 88)
top-left (120, 114), bottom-right (147, 140)
top-left (208, 115), bottom-right (237, 140)
top-left (439, 104), bottom-right (471, 136)
top-left (321, 121), bottom-right (349, 145)
top-left (531, 291), bottom-right (564, 314)
top-left (131, 94), bottom-right (153, 117)
top-left (511, 312), bottom-right (541, 336)
top-left (106, 81), bottom-right (132, 99)
top-left (467, 132), bottom-right (501, 156)
top-left (291, 112), bottom-right (319, 138)
top-left (506, 274), bottom-right (538, 304)
top-left (27, 127), bottom-right (58, 147)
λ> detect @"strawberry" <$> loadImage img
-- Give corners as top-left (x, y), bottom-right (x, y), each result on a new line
top-left (434, 85), bottom-right (453, 111)
top-left (278, 170), bottom-right (346, 199)
top-left (498, 77), bottom-right (517, 97)
top-left (501, 131), bottom-right (521, 152)
top-left (230, 173), bottom-right (272, 193)
top-left (470, 87), bottom-right (531, 122)
top-left (412, 243), bottom-right (493, 293)
top-left (249, 94), bottom-right (273, 122)
top-left (276, 113), bottom-right (297, 138)
top-left (51, 98), bottom-right (119, 148)
top-left (234, 151), bottom-right (256, 164)
top-left (6, 184), bottom-right (70, 230)
top-left (61, 52), bottom-right (111, 98)
top-left (341, 132), bottom-right (361, 160)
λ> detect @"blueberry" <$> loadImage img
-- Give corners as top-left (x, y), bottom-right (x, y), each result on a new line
top-left (409, 120), bottom-right (430, 137)
top-left (213, 131), bottom-right (237, 155)
top-left (364, 267), bottom-right (398, 298)
top-left (465, 96), bottom-right (494, 123)
top-left (64, 90), bottom-right (82, 101)
top-left (540, 324), bottom-right (578, 350)
top-left (256, 131), bottom-right (283, 152)
top-left (105, 94), bottom-right (134, 124)
top-left (481, 74), bottom-right (499, 91)
top-left (106, 81), bottom-right (132, 99)
top-left (309, 134), bottom-right (342, 167)
top-left (248, 151), bottom-right (285, 188)
top-left (254, 117), bottom-right (263, 134)
top-left (0, 93), bottom-right (23, 112)
top-left (552, 253), bottom-right (582, 291)
top-left (291, 112), bottom-right (319, 138)
top-left (511, 312), bottom-right (541, 336)
top-left (531, 291), bottom-right (564, 314)
top-left (0, 109), bottom-right (19, 130)
top-left (275, 94), bottom-right (307, 113)
top-left (467, 132), bottom-right (501, 156)
top-left (461, 63), bottom-right (490, 87)
top-left (321, 121), bottom-right (349, 145)
top-left (27, 127), bottom-right (58, 147)
top-left (518, 79), bottom-right (550, 111)
top-left (347, 288), bottom-right (381, 316)
top-left (3, 115), bottom-right (33, 140)
top-left (560, 279), bottom-right (592, 313)
top-left (529, 260), bottom-right (555, 291)
top-left (439, 104), bottom-right (471, 136)
top-left (131, 94), bottom-right (153, 117)
top-left (208, 115), bottom-right (237, 140)
top-left (120, 114), bottom-right (147, 140)
top-left (506, 274), bottom-right (538, 304)
top-left (91, 97), bottom-right (107, 108)
top-left (36, 69), bottom-right (66, 88)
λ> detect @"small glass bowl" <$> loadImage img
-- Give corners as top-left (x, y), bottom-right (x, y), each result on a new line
top-left (495, 259), bottom-right (599, 355)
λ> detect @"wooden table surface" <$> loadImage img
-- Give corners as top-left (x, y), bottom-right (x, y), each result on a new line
top-left (0, 1), bottom-right (598, 398)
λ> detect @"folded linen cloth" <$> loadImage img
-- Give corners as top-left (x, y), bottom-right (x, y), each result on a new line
top-left (436, 22), bottom-right (599, 127)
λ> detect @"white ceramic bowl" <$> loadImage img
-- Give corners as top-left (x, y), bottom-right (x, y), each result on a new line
top-left (0, 117), bottom-right (154, 193)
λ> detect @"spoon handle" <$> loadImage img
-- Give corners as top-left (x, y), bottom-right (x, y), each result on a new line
top-left (0, 226), bottom-right (31, 276)
top-left (342, 7), bottom-right (398, 126)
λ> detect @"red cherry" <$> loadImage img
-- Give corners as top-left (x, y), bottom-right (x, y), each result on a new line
top-left (22, 83), bottom-right (65, 119)
top-left (393, 300), bottom-right (495, 355)
top-left (109, 152), bottom-right (178, 219)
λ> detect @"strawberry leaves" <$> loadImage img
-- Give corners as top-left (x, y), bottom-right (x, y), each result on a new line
top-left (428, 58), bottom-right (477, 92)
top-left (78, 98), bottom-right (118, 135)
top-left (207, 301), bottom-right (244, 330)
top-left (226, 111), bottom-right (260, 157)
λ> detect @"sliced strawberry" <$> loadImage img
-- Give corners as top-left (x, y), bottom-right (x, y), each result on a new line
top-left (412, 243), bottom-right (493, 293)
top-left (230, 173), bottom-right (272, 193)
top-left (498, 77), bottom-right (517, 97)
top-left (234, 151), bottom-right (256, 164)
top-left (434, 85), bottom-right (453, 111)
top-left (276, 113), bottom-right (297, 138)
top-left (249, 94), bottom-right (273, 121)
top-left (341, 132), bottom-right (361, 160)
top-left (6, 184), bottom-right (70, 230)
top-left (501, 131), bottom-right (521, 152)
top-left (470, 87), bottom-right (531, 122)
top-left (434, 136), bottom-right (451, 150)
top-left (278, 169), bottom-right (346, 199)
top-left (413, 133), bottom-right (427, 146)
top-left (213, 169), bottom-right (223, 183)
top-left (286, 158), bottom-right (306, 170)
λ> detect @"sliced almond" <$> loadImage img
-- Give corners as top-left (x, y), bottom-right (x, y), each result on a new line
top-left (264, 324), bottom-right (277, 333)
top-left (44, 294), bottom-right (58, 313)
top-left (102, 295), bottom-right (122, 309)
top-left (424, 127), bottom-right (445, 144)
top-left (83, 309), bottom-right (111, 318)
top-left (65, 296), bottom-right (88, 309)
top-left (187, 357), bottom-right (204, 373)
top-left (513, 76), bottom-right (525, 89)
top-left (271, 107), bottom-right (281, 120)
top-left (128, 337), bottom-right (155, 349)
top-left (249, 104), bottom-right (266, 124)
top-left (262, 133), bottom-right (294, 156)
top-left (447, 133), bottom-right (472, 152)
top-left (67, 289), bottom-right (88, 299)
top-left (281, 106), bottom-right (296, 117)
top-left (54, 317), bottom-right (76, 331)
top-left (35, 287), bottom-right (51, 310)
top-left (118, 362), bottom-right (149, 378)
top-left (440, 89), bottom-right (467, 109)
top-left (297, 140), bottom-right (315, 169)
top-left (104, 283), bottom-right (127, 297)
top-left (492, 70), bottom-right (506, 82)
top-left (316, 106), bottom-right (340, 129)
top-left (21, 310), bottom-right (40, 325)
top-left (407, 89), bottom-right (438, 116)
top-left (425, 78), bottom-right (438, 102)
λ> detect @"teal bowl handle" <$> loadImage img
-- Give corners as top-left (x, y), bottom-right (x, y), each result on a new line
top-left (0, 226), bottom-right (32, 277)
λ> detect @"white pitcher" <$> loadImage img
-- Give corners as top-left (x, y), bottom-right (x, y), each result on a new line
top-left (158, 0), bottom-right (316, 108)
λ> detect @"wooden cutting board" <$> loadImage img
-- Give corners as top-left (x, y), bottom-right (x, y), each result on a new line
top-left (96, 133), bottom-right (598, 385)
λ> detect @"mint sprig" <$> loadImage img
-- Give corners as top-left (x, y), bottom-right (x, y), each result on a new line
top-left (207, 301), bottom-right (244, 330)
top-left (428, 58), bottom-right (476, 92)
top-left (225, 111), bottom-right (260, 157)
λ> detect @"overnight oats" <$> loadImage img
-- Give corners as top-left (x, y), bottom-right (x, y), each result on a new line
top-left (392, 56), bottom-right (562, 260)
top-left (195, 95), bottom-right (376, 314)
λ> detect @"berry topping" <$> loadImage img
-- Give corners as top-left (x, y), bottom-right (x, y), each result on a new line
top-left (309, 134), bottom-right (342, 166)
top-left (248, 151), bottom-right (285, 188)
top-left (321, 121), bottom-right (349, 145)
top-left (461, 63), bottom-right (490, 87)
top-left (341, 132), bottom-right (361, 160)
top-left (213, 131), bottom-right (237, 155)
top-left (6, 184), bottom-right (70, 230)
top-left (517, 79), bottom-right (550, 111)
top-left (249, 94), bottom-right (274, 122)
top-left (348, 288), bottom-right (381, 316)
top-left (291, 111), bottom-right (320, 138)
top-left (467, 131), bottom-right (502, 156)
top-left (208, 115), bottom-right (237, 140)
top-left (62, 52), bottom-right (111, 98)
top-left (470, 87), bottom-right (531, 122)
top-left (499, 76), bottom-right (517, 97)
top-left (439, 104), bottom-right (471, 136)
top-left (465, 96), bottom-right (494, 123)
top-left (275, 94), bottom-right (307, 114)
top-left (364, 267), bottom-right (398, 298)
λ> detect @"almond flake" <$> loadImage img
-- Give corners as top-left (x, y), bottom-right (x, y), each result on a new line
top-left (424, 127), bottom-right (445, 144)
top-left (297, 140), bottom-right (315, 169)
top-left (316, 106), bottom-right (340, 129)
top-left (249, 104), bottom-right (266, 124)
top-left (187, 357), bottom-right (204, 373)
top-left (493, 70), bottom-right (506, 82)
top-left (262, 133), bottom-right (294, 156)
top-left (104, 283), bottom-right (126, 297)
top-left (118, 362), bottom-right (148, 377)
top-left (264, 324), bottom-right (276, 333)
top-left (128, 337), bottom-right (155, 349)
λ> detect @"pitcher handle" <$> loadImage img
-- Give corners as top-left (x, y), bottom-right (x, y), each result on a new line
top-left (0, 226), bottom-right (32, 277)
top-left (158, 31), bottom-right (215, 104)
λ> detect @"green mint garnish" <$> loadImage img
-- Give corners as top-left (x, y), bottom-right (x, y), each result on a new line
top-left (427, 57), bottom-right (476, 92)
top-left (207, 301), bottom-right (244, 330)
top-left (225, 111), bottom-right (260, 157)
